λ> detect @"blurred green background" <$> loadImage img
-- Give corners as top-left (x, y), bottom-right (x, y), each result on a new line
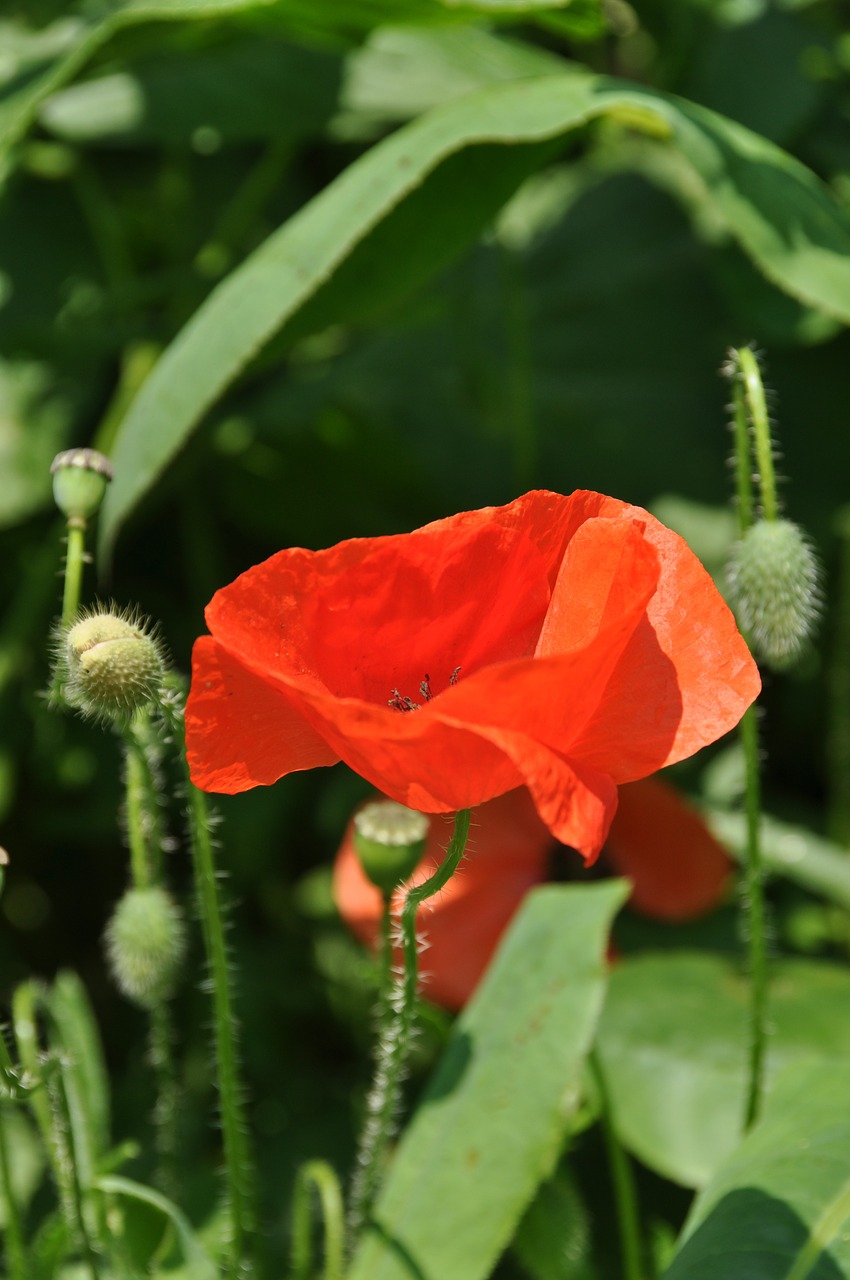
top-left (3, 0), bottom-right (850, 1265)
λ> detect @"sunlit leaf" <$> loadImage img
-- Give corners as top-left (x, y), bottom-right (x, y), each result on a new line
top-left (597, 953), bottom-right (850, 1189)
top-left (347, 882), bottom-right (628, 1280)
top-left (664, 1060), bottom-right (850, 1278)
top-left (99, 71), bottom-right (850, 556)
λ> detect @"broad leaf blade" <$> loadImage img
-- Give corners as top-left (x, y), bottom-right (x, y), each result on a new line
top-left (98, 71), bottom-right (850, 556)
top-left (347, 881), bottom-right (629, 1280)
top-left (596, 953), bottom-right (850, 1189)
top-left (663, 1060), bottom-right (850, 1279)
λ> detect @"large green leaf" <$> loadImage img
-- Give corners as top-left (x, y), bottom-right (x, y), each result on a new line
top-left (346, 881), bottom-right (628, 1280)
top-left (596, 953), bottom-right (850, 1190)
top-left (98, 70), bottom-right (850, 557)
top-left (664, 1060), bottom-right (850, 1279)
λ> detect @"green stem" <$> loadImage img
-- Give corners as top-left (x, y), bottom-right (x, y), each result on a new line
top-left (159, 689), bottom-right (257, 1277)
top-left (376, 894), bottom-right (394, 1034)
top-left (0, 1116), bottom-right (26, 1280)
top-left (740, 705), bottom-right (768, 1129)
top-left (123, 731), bottom-right (155, 890)
top-left (291, 1160), bottom-right (345, 1280)
top-left (60, 521), bottom-right (87, 630)
top-left (149, 1001), bottom-right (180, 1198)
top-left (348, 810), bottom-right (471, 1246)
top-left (121, 716), bottom-right (181, 1188)
top-left (591, 1052), bottom-right (643, 1280)
top-left (827, 509), bottom-right (850, 847)
top-left (727, 346), bottom-right (770, 1131)
top-left (737, 346), bottom-right (779, 521)
top-left (729, 366), bottom-right (754, 536)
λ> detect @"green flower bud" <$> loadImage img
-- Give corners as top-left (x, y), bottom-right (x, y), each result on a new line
top-left (727, 518), bottom-right (821, 670)
top-left (50, 449), bottom-right (113, 521)
top-left (105, 887), bottom-right (186, 1007)
top-left (62, 607), bottom-right (165, 721)
top-left (353, 800), bottom-right (429, 895)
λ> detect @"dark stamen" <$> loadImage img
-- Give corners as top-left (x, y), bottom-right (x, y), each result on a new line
top-left (388, 667), bottom-right (461, 713)
top-left (388, 689), bottom-right (420, 713)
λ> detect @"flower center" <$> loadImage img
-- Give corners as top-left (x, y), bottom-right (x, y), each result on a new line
top-left (388, 666), bottom-right (461, 712)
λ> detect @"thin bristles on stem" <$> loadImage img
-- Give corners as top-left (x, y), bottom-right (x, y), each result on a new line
top-left (159, 688), bottom-right (257, 1278)
top-left (725, 344), bottom-right (770, 1129)
top-left (347, 809), bottom-right (471, 1249)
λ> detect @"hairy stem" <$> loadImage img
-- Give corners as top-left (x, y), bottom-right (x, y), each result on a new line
top-left (347, 810), bottom-right (471, 1247)
top-left (121, 716), bottom-right (181, 1188)
top-left (737, 346), bottom-right (779, 521)
top-left (159, 689), bottom-right (257, 1277)
top-left (726, 345), bottom-right (770, 1129)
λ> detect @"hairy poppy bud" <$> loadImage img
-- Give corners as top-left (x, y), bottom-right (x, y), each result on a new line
top-left (62, 607), bottom-right (165, 721)
top-left (727, 518), bottom-right (821, 670)
top-left (51, 449), bottom-right (113, 521)
top-left (352, 800), bottom-right (428, 895)
top-left (105, 887), bottom-right (186, 1007)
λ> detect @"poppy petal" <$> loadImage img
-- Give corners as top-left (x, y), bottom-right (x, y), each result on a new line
top-left (569, 511), bottom-right (760, 778)
top-left (186, 637), bottom-right (338, 791)
top-left (604, 776), bottom-right (732, 920)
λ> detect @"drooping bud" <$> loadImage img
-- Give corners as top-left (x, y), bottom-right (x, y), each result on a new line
top-left (727, 518), bottom-right (821, 670)
top-left (105, 887), bottom-right (186, 1007)
top-left (352, 800), bottom-right (429, 895)
top-left (61, 607), bottom-right (165, 722)
top-left (50, 449), bottom-right (113, 521)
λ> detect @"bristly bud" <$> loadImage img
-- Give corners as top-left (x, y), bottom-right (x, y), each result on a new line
top-left (105, 887), bottom-right (186, 1007)
top-left (353, 800), bottom-right (429, 895)
top-left (59, 606), bottom-right (165, 722)
top-left (51, 449), bottom-right (113, 521)
top-left (727, 518), bottom-right (822, 670)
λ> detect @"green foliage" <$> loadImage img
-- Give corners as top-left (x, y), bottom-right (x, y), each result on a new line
top-left (598, 953), bottom-right (850, 1189)
top-left (664, 1061), bottom-right (850, 1278)
top-left (4, 0), bottom-right (850, 1274)
top-left (348, 883), bottom-right (628, 1280)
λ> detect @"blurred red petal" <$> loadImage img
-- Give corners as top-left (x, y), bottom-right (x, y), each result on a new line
top-left (604, 777), bottom-right (732, 921)
top-left (333, 788), bottom-right (552, 1010)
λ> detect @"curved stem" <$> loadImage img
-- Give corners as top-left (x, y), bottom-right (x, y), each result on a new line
top-left (291, 1160), bottom-right (345, 1280)
top-left (348, 810), bottom-right (471, 1246)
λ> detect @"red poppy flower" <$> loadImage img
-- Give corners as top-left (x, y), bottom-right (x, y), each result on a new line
top-left (333, 780), bottom-right (732, 1010)
top-left (186, 490), bottom-right (759, 863)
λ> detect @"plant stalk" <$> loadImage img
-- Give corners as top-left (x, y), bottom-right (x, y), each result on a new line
top-left (347, 809), bottom-right (471, 1247)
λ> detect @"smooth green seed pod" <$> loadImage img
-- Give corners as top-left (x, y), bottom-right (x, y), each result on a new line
top-left (353, 800), bottom-right (429, 895)
top-left (51, 448), bottom-right (113, 520)
top-left (64, 609), bottom-right (164, 720)
top-left (727, 518), bottom-right (821, 670)
top-left (105, 887), bottom-right (186, 1007)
